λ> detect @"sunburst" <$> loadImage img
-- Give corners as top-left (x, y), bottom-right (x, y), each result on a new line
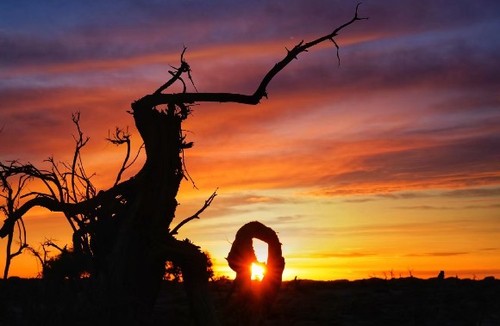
top-left (251, 262), bottom-right (266, 281)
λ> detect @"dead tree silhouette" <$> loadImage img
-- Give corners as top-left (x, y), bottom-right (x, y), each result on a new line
top-left (0, 5), bottom-right (366, 325)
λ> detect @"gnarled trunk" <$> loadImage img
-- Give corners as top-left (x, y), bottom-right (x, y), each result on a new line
top-left (96, 100), bottom-right (218, 324)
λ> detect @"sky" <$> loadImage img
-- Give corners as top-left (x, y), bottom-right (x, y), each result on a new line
top-left (1, 0), bottom-right (499, 281)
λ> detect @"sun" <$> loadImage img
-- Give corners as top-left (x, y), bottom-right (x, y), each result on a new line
top-left (251, 262), bottom-right (266, 281)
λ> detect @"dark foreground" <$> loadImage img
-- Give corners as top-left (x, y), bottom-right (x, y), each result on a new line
top-left (1, 276), bottom-right (499, 325)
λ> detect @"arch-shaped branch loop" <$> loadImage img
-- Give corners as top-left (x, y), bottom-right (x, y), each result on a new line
top-left (226, 221), bottom-right (285, 324)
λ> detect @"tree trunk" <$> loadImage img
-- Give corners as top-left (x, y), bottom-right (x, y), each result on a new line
top-left (94, 99), bottom-right (218, 324)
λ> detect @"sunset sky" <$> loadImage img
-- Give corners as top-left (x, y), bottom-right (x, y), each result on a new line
top-left (1, 0), bottom-right (499, 281)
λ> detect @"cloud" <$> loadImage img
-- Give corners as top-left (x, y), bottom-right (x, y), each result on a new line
top-left (0, 1), bottom-right (367, 72)
top-left (341, 187), bottom-right (500, 206)
top-left (0, 85), bottom-right (135, 162)
top-left (479, 248), bottom-right (499, 252)
top-left (326, 218), bottom-right (500, 238)
top-left (361, 0), bottom-right (500, 34)
top-left (274, 215), bottom-right (305, 223)
top-left (185, 128), bottom-right (500, 194)
top-left (311, 134), bottom-right (500, 196)
top-left (289, 251), bottom-right (376, 259)
top-left (442, 187), bottom-right (500, 198)
top-left (395, 205), bottom-right (451, 210)
top-left (396, 203), bottom-right (500, 210)
top-left (406, 252), bottom-right (469, 257)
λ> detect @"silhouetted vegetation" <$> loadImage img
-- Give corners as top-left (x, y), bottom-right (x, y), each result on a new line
top-left (1, 276), bottom-right (499, 325)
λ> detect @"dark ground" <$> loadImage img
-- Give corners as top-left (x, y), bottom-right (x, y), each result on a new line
top-left (1, 276), bottom-right (499, 325)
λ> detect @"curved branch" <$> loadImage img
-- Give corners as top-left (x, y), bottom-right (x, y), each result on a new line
top-left (0, 177), bottom-right (137, 238)
top-left (134, 4), bottom-right (366, 109)
top-left (154, 47), bottom-right (190, 95)
top-left (170, 189), bottom-right (217, 235)
top-left (252, 3), bottom-right (367, 102)
top-left (107, 127), bottom-right (132, 186)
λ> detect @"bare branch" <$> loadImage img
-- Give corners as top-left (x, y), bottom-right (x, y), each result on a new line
top-left (43, 239), bottom-right (67, 253)
top-left (134, 5), bottom-right (366, 111)
top-left (26, 246), bottom-right (44, 272)
top-left (181, 145), bottom-right (197, 190)
top-left (70, 112), bottom-right (90, 203)
top-left (154, 47), bottom-right (192, 95)
top-left (0, 177), bottom-right (137, 238)
top-left (170, 190), bottom-right (217, 235)
top-left (125, 143), bottom-right (145, 170)
top-left (107, 127), bottom-right (132, 186)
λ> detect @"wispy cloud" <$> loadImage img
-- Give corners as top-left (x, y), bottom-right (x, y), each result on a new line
top-left (442, 187), bottom-right (500, 198)
top-left (396, 203), bottom-right (500, 210)
top-left (405, 252), bottom-right (469, 257)
top-left (289, 251), bottom-right (376, 259)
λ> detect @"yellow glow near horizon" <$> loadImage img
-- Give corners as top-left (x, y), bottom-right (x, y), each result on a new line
top-left (251, 262), bottom-right (266, 281)
top-left (251, 239), bottom-right (269, 281)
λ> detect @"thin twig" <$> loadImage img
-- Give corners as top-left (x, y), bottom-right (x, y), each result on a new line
top-left (170, 189), bottom-right (218, 235)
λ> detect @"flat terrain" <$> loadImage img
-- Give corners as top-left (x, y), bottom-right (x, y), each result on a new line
top-left (261, 277), bottom-right (500, 325)
top-left (1, 276), bottom-right (499, 325)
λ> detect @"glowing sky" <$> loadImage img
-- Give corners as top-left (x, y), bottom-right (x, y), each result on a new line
top-left (1, 0), bottom-right (499, 280)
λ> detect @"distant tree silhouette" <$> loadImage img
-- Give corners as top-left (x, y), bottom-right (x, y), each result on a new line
top-left (0, 5), bottom-right (365, 325)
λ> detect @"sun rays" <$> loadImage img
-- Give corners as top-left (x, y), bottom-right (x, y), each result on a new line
top-left (251, 262), bottom-right (267, 281)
